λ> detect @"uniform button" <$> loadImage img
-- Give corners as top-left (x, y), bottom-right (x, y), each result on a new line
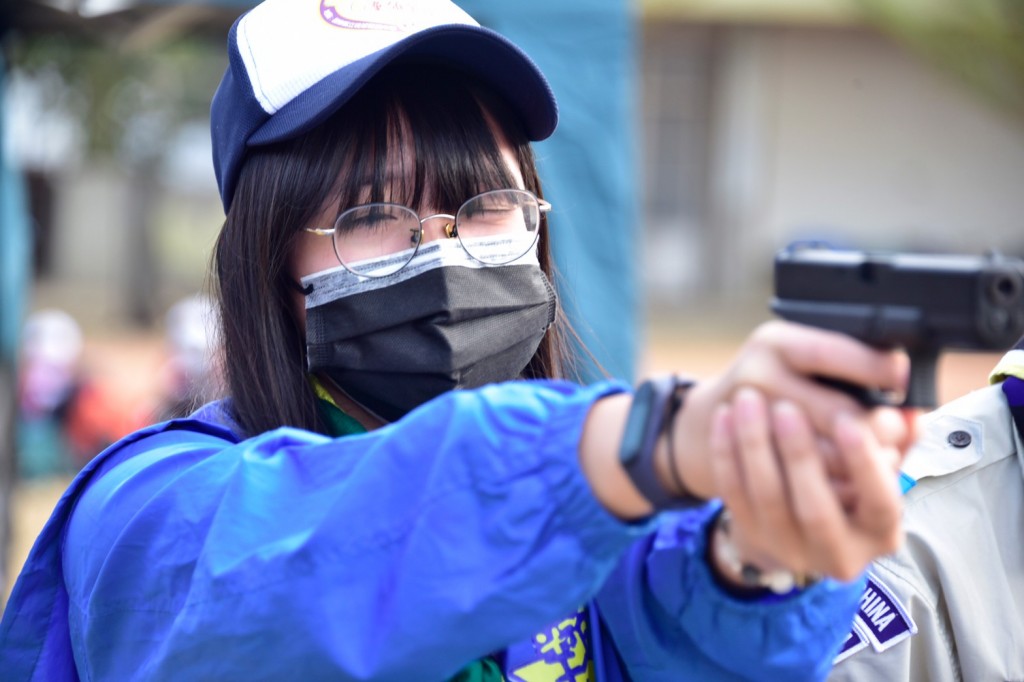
top-left (947, 430), bottom-right (972, 448)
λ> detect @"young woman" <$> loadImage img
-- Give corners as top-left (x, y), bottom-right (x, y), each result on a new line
top-left (1, 1), bottom-right (911, 680)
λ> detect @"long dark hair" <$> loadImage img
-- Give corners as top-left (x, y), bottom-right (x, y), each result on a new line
top-left (213, 62), bottom-right (580, 437)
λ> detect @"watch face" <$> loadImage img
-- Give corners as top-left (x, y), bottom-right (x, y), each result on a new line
top-left (620, 380), bottom-right (656, 465)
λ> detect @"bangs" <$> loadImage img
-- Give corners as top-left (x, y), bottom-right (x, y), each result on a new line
top-left (236, 63), bottom-right (539, 242)
top-left (218, 63), bottom-right (574, 437)
top-left (327, 63), bottom-right (528, 217)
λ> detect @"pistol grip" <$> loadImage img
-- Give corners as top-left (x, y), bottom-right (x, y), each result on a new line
top-left (815, 350), bottom-right (937, 409)
top-left (903, 351), bottom-right (938, 409)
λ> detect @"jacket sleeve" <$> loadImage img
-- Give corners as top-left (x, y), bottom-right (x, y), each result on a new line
top-left (597, 502), bottom-right (868, 682)
top-left (62, 379), bottom-right (651, 682)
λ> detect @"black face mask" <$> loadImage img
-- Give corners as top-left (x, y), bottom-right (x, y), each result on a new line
top-left (302, 239), bottom-right (557, 422)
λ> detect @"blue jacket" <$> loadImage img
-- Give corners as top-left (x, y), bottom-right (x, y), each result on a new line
top-left (1, 379), bottom-right (863, 680)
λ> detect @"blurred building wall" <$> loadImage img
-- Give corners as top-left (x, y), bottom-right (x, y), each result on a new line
top-left (39, 161), bottom-right (221, 327)
top-left (766, 27), bottom-right (1024, 253)
top-left (642, 21), bottom-right (1024, 307)
top-left (53, 164), bottom-right (131, 283)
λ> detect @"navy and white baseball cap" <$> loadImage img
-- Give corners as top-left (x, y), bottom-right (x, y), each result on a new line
top-left (211, 0), bottom-right (559, 212)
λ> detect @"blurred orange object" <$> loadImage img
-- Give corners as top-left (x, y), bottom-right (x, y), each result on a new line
top-left (64, 380), bottom-right (153, 468)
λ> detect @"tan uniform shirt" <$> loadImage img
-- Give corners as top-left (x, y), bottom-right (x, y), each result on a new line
top-left (829, 382), bottom-right (1024, 681)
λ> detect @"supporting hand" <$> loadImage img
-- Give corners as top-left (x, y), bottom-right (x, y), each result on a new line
top-left (707, 387), bottom-right (908, 584)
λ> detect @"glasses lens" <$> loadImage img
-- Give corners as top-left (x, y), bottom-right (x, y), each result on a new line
top-left (455, 190), bottom-right (541, 265)
top-left (333, 204), bottom-right (420, 277)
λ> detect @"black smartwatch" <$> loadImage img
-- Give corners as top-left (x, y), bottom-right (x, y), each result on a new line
top-left (618, 375), bottom-right (705, 512)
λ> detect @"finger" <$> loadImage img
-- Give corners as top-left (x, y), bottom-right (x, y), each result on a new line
top-left (730, 389), bottom-right (804, 563)
top-left (709, 404), bottom-right (752, 521)
top-left (722, 322), bottom-right (902, 440)
top-left (863, 410), bottom-right (903, 474)
top-left (732, 389), bottom-right (788, 514)
top-left (899, 407), bottom-right (923, 456)
top-left (711, 401), bottom-right (801, 575)
top-left (819, 419), bottom-right (860, 509)
top-left (737, 369), bottom-right (865, 451)
top-left (820, 434), bottom-right (859, 514)
top-left (833, 413), bottom-right (904, 554)
top-left (722, 339), bottom-right (873, 441)
top-left (817, 435), bottom-right (848, 481)
top-left (771, 400), bottom-right (852, 578)
top-left (868, 406), bottom-right (913, 455)
top-left (829, 477), bottom-right (858, 513)
top-left (755, 321), bottom-right (910, 394)
top-left (760, 375), bottom-right (911, 455)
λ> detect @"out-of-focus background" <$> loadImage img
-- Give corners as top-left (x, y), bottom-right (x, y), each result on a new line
top-left (2, 0), bottom-right (1022, 607)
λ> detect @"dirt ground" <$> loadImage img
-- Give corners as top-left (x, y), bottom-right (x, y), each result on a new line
top-left (3, 324), bottom-right (1002, 606)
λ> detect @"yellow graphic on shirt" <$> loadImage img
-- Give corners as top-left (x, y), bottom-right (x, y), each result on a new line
top-left (507, 607), bottom-right (595, 682)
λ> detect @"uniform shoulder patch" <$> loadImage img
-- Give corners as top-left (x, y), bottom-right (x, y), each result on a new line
top-left (833, 627), bottom-right (869, 664)
top-left (835, 572), bottom-right (917, 663)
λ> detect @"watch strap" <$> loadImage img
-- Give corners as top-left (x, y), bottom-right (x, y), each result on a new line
top-left (619, 375), bottom-right (705, 512)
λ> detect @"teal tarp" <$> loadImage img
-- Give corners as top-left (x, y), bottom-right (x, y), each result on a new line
top-left (1, 51), bottom-right (31, 364)
top-left (459, 0), bottom-right (640, 383)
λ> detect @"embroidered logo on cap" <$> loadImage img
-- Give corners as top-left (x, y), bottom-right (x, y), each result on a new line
top-left (852, 572), bottom-right (917, 653)
top-left (320, 0), bottom-right (462, 31)
top-left (236, 0), bottom-right (479, 116)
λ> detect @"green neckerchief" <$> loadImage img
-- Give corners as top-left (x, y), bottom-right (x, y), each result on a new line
top-left (309, 377), bottom-right (503, 681)
top-left (447, 658), bottom-right (504, 682)
top-left (309, 376), bottom-right (368, 437)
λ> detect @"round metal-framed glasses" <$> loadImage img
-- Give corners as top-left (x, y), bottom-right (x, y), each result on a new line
top-left (304, 188), bottom-right (552, 278)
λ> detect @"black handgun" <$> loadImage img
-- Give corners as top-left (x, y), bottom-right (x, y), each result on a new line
top-left (771, 243), bottom-right (1024, 407)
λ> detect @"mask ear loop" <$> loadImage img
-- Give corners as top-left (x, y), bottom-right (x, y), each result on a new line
top-left (290, 278), bottom-right (314, 295)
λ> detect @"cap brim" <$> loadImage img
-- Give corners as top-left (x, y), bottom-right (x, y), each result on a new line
top-left (247, 24), bottom-right (558, 149)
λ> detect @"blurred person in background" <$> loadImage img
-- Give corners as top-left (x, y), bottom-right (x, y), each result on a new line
top-left (829, 340), bottom-right (1024, 680)
top-left (1, 1), bottom-right (914, 680)
top-left (17, 308), bottom-right (150, 475)
top-left (155, 294), bottom-right (222, 421)
top-left (15, 308), bottom-right (83, 478)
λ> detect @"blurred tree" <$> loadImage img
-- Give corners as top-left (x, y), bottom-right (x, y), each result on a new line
top-left (11, 33), bottom-right (225, 159)
top-left (8, 7), bottom-right (231, 324)
top-left (857, 0), bottom-right (1024, 124)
